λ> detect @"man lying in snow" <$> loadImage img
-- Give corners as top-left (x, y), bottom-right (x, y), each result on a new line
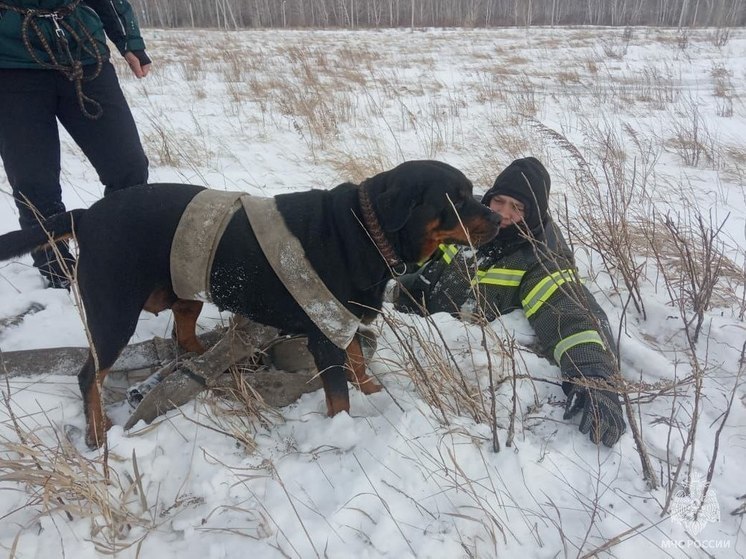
top-left (393, 157), bottom-right (626, 447)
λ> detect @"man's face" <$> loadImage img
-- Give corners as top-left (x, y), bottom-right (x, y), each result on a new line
top-left (488, 195), bottom-right (525, 229)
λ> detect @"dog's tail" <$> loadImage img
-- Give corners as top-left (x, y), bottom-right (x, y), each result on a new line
top-left (0, 209), bottom-right (86, 261)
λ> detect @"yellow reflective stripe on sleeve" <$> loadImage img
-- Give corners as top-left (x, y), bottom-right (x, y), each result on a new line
top-left (439, 243), bottom-right (459, 265)
top-left (471, 267), bottom-right (525, 287)
top-left (521, 269), bottom-right (578, 319)
top-left (553, 330), bottom-right (605, 364)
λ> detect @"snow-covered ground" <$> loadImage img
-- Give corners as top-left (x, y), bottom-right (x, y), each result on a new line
top-left (1, 27), bottom-right (745, 558)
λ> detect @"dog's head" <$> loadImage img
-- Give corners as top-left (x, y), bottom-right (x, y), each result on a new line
top-left (363, 160), bottom-right (500, 263)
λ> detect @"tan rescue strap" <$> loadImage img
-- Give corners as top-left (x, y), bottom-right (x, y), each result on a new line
top-left (242, 196), bottom-right (360, 350)
top-left (171, 189), bottom-right (244, 301)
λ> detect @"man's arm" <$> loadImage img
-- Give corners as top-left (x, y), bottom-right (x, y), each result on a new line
top-left (519, 257), bottom-right (626, 446)
top-left (519, 258), bottom-right (617, 377)
top-left (83, 0), bottom-right (147, 57)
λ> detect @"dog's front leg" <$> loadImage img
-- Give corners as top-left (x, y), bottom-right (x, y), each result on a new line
top-left (78, 353), bottom-right (113, 448)
top-left (345, 333), bottom-right (382, 395)
top-left (307, 333), bottom-right (350, 416)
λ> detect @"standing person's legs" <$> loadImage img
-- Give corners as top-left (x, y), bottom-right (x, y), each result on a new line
top-left (0, 68), bottom-right (75, 288)
top-left (57, 62), bottom-right (149, 195)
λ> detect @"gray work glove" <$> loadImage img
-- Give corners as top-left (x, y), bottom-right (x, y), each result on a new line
top-left (563, 377), bottom-right (626, 447)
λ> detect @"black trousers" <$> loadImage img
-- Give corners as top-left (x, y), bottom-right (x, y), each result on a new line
top-left (0, 62), bottom-right (148, 283)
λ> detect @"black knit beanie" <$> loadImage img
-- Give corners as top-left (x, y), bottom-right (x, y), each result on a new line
top-left (481, 157), bottom-right (551, 233)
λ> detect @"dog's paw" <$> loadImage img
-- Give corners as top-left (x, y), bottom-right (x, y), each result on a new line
top-left (85, 416), bottom-right (113, 449)
top-left (325, 394), bottom-right (351, 417)
top-left (357, 380), bottom-right (383, 395)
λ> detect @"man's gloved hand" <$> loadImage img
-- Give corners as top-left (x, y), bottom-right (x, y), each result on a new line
top-left (563, 377), bottom-right (626, 447)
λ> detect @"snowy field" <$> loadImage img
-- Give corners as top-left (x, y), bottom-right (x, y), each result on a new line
top-left (1, 26), bottom-right (745, 558)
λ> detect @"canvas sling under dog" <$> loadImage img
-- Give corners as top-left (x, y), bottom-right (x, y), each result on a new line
top-left (171, 189), bottom-right (244, 302)
top-left (171, 189), bottom-right (360, 350)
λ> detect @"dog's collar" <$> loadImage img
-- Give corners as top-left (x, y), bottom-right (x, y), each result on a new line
top-left (358, 182), bottom-right (404, 270)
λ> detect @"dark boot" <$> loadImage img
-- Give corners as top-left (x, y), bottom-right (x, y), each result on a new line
top-left (31, 242), bottom-right (75, 289)
top-left (18, 209), bottom-right (75, 289)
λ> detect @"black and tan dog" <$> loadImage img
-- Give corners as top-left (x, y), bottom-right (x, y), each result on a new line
top-left (0, 160), bottom-right (499, 447)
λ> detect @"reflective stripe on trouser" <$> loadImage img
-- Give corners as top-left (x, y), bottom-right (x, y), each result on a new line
top-left (553, 330), bottom-right (606, 365)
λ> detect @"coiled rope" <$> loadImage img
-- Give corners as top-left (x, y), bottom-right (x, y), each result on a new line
top-left (0, 0), bottom-right (104, 118)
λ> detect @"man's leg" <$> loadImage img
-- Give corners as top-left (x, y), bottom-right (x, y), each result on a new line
top-left (57, 62), bottom-right (149, 195)
top-left (0, 69), bottom-right (75, 288)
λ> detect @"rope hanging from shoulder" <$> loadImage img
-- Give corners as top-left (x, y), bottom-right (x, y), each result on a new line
top-left (0, 0), bottom-right (104, 119)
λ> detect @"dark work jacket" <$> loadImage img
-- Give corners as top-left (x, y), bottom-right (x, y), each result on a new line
top-left (395, 217), bottom-right (618, 380)
top-left (0, 0), bottom-right (145, 68)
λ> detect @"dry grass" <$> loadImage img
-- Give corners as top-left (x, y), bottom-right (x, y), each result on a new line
top-left (202, 367), bottom-right (285, 452)
top-left (381, 312), bottom-right (507, 430)
top-left (666, 96), bottom-right (718, 168)
top-left (556, 70), bottom-right (582, 85)
top-left (178, 56), bottom-right (206, 82)
top-left (141, 111), bottom-right (216, 170)
top-left (0, 393), bottom-right (154, 554)
top-left (322, 145), bottom-right (394, 184)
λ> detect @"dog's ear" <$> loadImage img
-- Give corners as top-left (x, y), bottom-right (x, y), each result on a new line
top-left (376, 188), bottom-right (416, 232)
top-left (365, 168), bottom-right (418, 233)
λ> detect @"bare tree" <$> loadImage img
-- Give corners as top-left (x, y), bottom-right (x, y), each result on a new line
top-left (130, 0), bottom-right (746, 28)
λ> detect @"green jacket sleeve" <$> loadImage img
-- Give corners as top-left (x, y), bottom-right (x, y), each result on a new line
top-left (84, 0), bottom-right (145, 54)
top-left (518, 255), bottom-right (618, 379)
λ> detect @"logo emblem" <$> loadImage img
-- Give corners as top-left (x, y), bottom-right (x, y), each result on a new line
top-left (671, 474), bottom-right (720, 536)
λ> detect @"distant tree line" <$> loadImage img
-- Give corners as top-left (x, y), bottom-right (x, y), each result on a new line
top-left (130, 0), bottom-right (745, 29)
